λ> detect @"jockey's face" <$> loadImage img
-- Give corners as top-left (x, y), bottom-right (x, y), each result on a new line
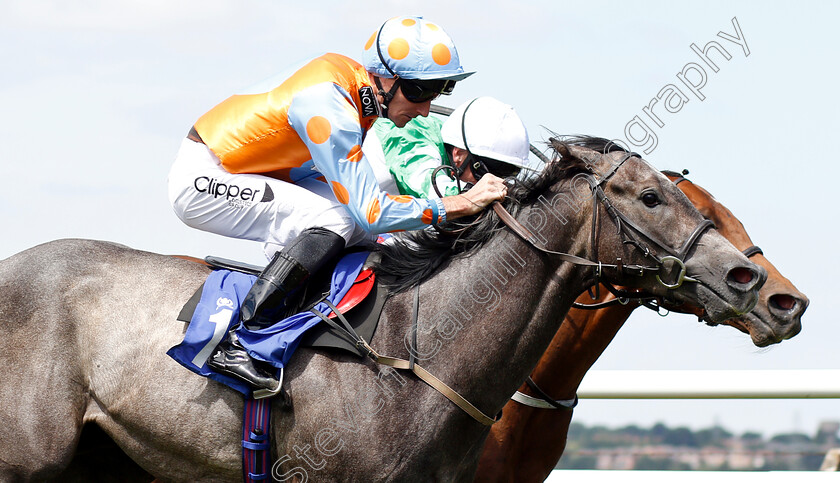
top-left (374, 76), bottom-right (431, 128)
top-left (451, 147), bottom-right (478, 184)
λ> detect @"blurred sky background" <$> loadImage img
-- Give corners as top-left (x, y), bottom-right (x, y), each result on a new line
top-left (1, 1), bottom-right (838, 437)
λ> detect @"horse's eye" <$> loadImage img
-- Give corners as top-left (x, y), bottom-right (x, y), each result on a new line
top-left (641, 191), bottom-right (660, 207)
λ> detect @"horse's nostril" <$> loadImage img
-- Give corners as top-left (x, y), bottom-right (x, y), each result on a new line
top-left (728, 267), bottom-right (754, 285)
top-left (770, 294), bottom-right (797, 311)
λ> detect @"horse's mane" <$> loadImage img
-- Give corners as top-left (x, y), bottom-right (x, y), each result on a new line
top-left (373, 135), bottom-right (622, 292)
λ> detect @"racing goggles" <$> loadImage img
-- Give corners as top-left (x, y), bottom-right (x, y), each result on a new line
top-left (398, 78), bottom-right (456, 103)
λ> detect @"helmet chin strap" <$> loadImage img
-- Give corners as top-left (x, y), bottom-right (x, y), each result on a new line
top-left (452, 149), bottom-right (477, 179)
top-left (467, 155), bottom-right (489, 180)
top-left (459, 98), bottom-right (489, 180)
top-left (373, 76), bottom-right (400, 119)
top-left (372, 22), bottom-right (403, 122)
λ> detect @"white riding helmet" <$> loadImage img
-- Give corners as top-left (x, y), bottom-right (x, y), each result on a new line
top-left (363, 16), bottom-right (474, 81)
top-left (440, 97), bottom-right (532, 170)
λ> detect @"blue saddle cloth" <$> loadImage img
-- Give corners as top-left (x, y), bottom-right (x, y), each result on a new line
top-left (167, 251), bottom-right (368, 397)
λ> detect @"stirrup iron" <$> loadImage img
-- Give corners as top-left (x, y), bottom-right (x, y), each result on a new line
top-left (253, 367), bottom-right (284, 400)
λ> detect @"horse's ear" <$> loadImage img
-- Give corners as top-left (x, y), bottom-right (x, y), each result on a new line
top-left (549, 138), bottom-right (572, 160)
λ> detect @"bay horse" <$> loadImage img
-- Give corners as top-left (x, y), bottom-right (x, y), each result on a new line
top-left (474, 165), bottom-right (808, 482)
top-left (0, 139), bottom-right (765, 482)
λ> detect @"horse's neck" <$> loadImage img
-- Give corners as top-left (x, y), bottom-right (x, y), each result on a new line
top-left (410, 226), bottom-right (591, 416)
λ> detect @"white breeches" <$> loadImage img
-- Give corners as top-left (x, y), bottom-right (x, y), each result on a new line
top-left (167, 139), bottom-right (373, 259)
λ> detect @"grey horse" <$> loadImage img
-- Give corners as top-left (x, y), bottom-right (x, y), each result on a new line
top-left (0, 140), bottom-right (766, 482)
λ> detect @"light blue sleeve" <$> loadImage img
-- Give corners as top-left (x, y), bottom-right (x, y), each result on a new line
top-left (287, 82), bottom-right (445, 233)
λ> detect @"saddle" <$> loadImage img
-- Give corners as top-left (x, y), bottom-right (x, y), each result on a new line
top-left (175, 250), bottom-right (388, 359)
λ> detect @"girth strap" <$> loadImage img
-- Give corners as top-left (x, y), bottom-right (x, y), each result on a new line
top-left (242, 398), bottom-right (272, 482)
top-left (511, 377), bottom-right (578, 410)
top-left (409, 285), bottom-right (420, 370)
top-left (310, 298), bottom-right (499, 426)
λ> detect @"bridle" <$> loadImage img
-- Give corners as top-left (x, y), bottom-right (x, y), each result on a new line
top-left (500, 149), bottom-right (712, 412)
top-left (494, 151), bottom-right (715, 292)
top-left (510, 164), bottom-right (764, 411)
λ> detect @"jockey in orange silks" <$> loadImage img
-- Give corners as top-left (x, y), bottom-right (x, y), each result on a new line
top-left (167, 16), bottom-right (508, 393)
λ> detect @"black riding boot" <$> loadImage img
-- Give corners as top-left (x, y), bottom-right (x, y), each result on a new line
top-left (208, 227), bottom-right (345, 395)
top-left (207, 329), bottom-right (281, 396)
top-left (240, 251), bottom-right (310, 328)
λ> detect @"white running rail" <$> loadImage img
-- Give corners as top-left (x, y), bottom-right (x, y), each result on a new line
top-left (577, 370), bottom-right (840, 399)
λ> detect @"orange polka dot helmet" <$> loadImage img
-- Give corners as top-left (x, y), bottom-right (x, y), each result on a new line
top-left (363, 16), bottom-right (475, 82)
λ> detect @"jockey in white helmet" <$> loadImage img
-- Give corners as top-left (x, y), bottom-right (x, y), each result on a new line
top-left (364, 96), bottom-right (533, 200)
